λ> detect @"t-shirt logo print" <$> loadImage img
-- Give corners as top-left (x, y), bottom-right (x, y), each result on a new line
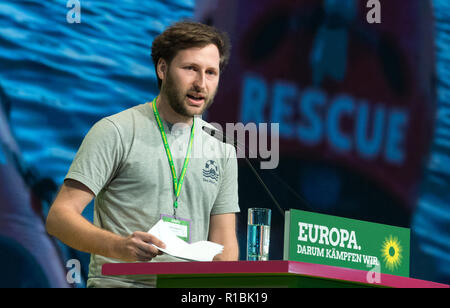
top-left (202, 160), bottom-right (220, 184)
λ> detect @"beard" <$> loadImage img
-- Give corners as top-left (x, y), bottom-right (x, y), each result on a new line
top-left (162, 71), bottom-right (217, 118)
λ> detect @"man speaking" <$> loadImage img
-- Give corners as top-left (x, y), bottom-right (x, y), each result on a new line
top-left (46, 21), bottom-right (240, 288)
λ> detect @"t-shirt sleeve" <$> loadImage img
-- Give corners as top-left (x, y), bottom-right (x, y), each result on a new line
top-left (211, 143), bottom-right (240, 215)
top-left (64, 118), bottom-right (124, 196)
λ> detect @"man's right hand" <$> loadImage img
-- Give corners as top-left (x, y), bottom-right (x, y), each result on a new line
top-left (115, 232), bottom-right (166, 262)
top-left (46, 179), bottom-right (167, 262)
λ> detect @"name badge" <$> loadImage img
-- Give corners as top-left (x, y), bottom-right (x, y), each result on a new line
top-left (160, 214), bottom-right (192, 243)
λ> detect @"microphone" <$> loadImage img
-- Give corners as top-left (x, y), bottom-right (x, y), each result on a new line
top-left (202, 125), bottom-right (285, 217)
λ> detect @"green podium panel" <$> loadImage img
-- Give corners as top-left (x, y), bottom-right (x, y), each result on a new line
top-left (156, 273), bottom-right (367, 288)
top-left (102, 261), bottom-right (449, 288)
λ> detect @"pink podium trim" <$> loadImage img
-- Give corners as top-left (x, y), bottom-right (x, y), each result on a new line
top-left (102, 260), bottom-right (449, 288)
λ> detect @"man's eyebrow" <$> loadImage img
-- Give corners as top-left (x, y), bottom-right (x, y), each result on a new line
top-left (180, 61), bottom-right (219, 69)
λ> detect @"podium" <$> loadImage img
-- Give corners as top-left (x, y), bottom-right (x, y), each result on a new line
top-left (102, 261), bottom-right (448, 288)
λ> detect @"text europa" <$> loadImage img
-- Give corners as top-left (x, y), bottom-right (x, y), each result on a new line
top-left (297, 222), bottom-right (361, 250)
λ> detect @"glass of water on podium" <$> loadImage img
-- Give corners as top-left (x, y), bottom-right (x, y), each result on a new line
top-left (247, 208), bottom-right (271, 261)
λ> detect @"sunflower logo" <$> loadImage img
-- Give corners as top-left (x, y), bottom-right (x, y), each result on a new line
top-left (381, 235), bottom-right (402, 271)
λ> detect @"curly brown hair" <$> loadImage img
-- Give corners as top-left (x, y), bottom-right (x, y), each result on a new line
top-left (151, 21), bottom-right (231, 89)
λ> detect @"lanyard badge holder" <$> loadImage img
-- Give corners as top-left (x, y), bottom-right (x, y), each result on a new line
top-left (151, 97), bottom-right (195, 219)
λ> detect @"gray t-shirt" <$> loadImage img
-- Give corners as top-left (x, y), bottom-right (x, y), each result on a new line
top-left (65, 102), bottom-right (240, 287)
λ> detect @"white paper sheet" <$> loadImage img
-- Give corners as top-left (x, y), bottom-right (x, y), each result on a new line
top-left (147, 219), bottom-right (223, 262)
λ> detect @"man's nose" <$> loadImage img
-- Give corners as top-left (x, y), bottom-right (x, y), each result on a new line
top-left (193, 71), bottom-right (206, 90)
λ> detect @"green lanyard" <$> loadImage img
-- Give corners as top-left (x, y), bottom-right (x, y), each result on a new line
top-left (151, 97), bottom-right (195, 215)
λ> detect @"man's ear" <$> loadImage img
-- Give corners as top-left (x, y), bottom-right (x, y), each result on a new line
top-left (157, 58), bottom-right (168, 81)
